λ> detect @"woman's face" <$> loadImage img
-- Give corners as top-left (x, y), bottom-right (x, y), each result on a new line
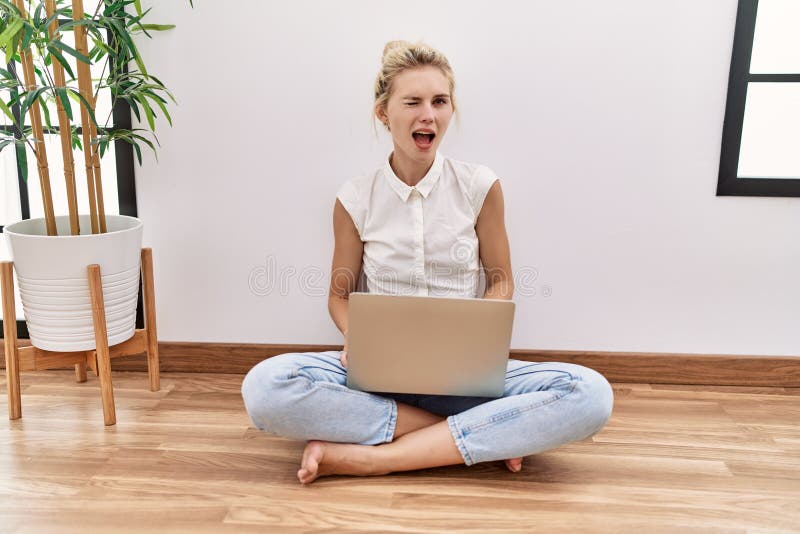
top-left (377, 66), bottom-right (454, 162)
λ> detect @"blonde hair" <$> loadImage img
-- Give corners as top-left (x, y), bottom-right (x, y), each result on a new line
top-left (372, 40), bottom-right (459, 136)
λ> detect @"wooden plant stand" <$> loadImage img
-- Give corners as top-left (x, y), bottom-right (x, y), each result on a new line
top-left (1, 248), bottom-right (160, 426)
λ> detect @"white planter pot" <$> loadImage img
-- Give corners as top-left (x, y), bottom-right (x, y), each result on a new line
top-left (3, 215), bottom-right (144, 352)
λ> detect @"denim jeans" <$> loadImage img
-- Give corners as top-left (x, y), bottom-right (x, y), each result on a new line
top-left (241, 350), bottom-right (614, 466)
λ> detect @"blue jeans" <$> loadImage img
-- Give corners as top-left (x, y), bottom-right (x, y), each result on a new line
top-left (241, 351), bottom-right (613, 466)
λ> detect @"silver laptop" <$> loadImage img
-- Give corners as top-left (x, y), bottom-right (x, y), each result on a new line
top-left (345, 292), bottom-right (515, 397)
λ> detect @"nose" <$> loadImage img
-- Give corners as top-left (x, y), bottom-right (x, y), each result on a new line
top-left (420, 102), bottom-right (435, 121)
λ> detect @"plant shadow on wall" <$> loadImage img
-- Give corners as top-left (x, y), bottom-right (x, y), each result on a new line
top-left (0, 0), bottom-right (191, 352)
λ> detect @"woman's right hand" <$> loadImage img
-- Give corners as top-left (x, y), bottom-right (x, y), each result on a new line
top-left (340, 331), bottom-right (348, 368)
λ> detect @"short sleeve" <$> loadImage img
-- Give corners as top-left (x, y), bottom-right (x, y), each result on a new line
top-left (469, 165), bottom-right (500, 223)
top-left (336, 179), bottom-right (365, 238)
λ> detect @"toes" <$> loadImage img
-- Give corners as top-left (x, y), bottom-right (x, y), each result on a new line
top-left (298, 441), bottom-right (324, 484)
top-left (297, 468), bottom-right (315, 485)
top-left (504, 458), bottom-right (523, 472)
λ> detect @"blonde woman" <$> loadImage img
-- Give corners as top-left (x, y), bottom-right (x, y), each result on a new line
top-left (242, 41), bottom-right (614, 485)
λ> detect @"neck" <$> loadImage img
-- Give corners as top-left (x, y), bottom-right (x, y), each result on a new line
top-left (389, 150), bottom-right (435, 187)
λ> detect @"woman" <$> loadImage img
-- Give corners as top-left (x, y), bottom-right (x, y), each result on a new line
top-left (241, 41), bottom-right (614, 485)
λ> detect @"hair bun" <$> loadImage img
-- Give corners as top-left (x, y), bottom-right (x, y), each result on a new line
top-left (382, 40), bottom-right (409, 60)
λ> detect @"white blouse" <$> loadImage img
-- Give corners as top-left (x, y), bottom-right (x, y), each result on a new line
top-left (336, 151), bottom-right (499, 298)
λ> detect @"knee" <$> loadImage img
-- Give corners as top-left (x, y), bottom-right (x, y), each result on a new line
top-left (573, 366), bottom-right (614, 436)
top-left (241, 353), bottom-right (299, 432)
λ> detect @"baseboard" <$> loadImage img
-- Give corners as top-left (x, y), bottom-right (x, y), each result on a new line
top-left (2, 341), bottom-right (798, 386)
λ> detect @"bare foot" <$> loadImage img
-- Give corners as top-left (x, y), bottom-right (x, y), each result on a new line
top-left (504, 457), bottom-right (523, 472)
top-left (297, 440), bottom-right (388, 485)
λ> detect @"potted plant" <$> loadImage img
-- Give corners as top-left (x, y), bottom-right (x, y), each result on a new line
top-left (0, 0), bottom-right (187, 351)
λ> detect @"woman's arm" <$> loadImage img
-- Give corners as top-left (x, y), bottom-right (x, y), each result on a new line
top-left (476, 180), bottom-right (515, 300)
top-left (328, 198), bottom-right (364, 337)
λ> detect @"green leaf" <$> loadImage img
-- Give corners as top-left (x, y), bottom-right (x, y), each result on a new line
top-left (49, 39), bottom-right (91, 65)
top-left (66, 88), bottom-right (99, 129)
top-left (134, 0), bottom-right (143, 16)
top-left (0, 0), bottom-right (22, 16)
top-left (132, 130), bottom-right (159, 151)
top-left (127, 98), bottom-right (141, 122)
top-left (149, 93), bottom-right (172, 126)
top-left (132, 140), bottom-right (141, 165)
top-left (46, 44), bottom-right (77, 79)
top-left (42, 11), bottom-right (60, 31)
top-left (136, 24), bottom-right (175, 32)
top-left (20, 87), bottom-right (48, 118)
top-left (32, 3), bottom-right (44, 29)
top-left (55, 87), bottom-right (73, 121)
top-left (21, 20), bottom-right (32, 50)
top-left (35, 68), bottom-right (51, 92)
top-left (41, 96), bottom-right (52, 129)
top-left (0, 99), bottom-right (15, 123)
top-left (0, 17), bottom-right (23, 45)
top-left (16, 140), bottom-right (27, 183)
top-left (90, 36), bottom-right (112, 56)
top-left (9, 30), bottom-right (22, 66)
top-left (137, 94), bottom-right (155, 130)
top-left (71, 128), bottom-right (82, 150)
top-left (6, 90), bottom-right (23, 108)
top-left (0, 19), bottom-right (23, 62)
top-left (107, 17), bottom-right (147, 76)
top-left (56, 19), bottom-right (94, 34)
top-left (0, 138), bottom-right (16, 153)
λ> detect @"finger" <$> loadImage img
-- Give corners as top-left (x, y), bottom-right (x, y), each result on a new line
top-left (341, 350), bottom-right (348, 368)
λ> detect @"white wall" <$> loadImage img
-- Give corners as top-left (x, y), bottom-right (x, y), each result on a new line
top-left (127, 0), bottom-right (799, 356)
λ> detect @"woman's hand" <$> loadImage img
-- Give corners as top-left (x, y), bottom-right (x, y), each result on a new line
top-left (340, 331), bottom-right (348, 368)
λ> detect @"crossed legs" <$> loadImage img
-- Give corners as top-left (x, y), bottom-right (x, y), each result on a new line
top-left (242, 353), bottom-right (612, 485)
top-left (297, 402), bottom-right (522, 484)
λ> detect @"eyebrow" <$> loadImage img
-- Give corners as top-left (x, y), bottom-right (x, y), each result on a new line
top-left (401, 94), bottom-right (450, 100)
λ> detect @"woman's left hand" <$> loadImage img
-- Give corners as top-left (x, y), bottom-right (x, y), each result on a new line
top-left (340, 331), bottom-right (348, 368)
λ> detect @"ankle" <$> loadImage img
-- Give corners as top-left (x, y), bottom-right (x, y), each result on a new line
top-left (332, 443), bottom-right (386, 476)
top-left (360, 449), bottom-right (382, 476)
top-left (365, 443), bottom-right (401, 476)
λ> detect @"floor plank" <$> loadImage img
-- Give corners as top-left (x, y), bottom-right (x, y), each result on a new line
top-left (1, 370), bottom-right (798, 533)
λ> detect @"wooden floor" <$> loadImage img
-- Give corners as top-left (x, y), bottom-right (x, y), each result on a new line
top-left (1, 371), bottom-right (799, 533)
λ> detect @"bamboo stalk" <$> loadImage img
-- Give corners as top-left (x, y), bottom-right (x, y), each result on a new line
top-left (71, 0), bottom-right (101, 234)
top-left (77, 0), bottom-right (107, 234)
top-left (46, 0), bottom-right (80, 236)
top-left (13, 0), bottom-right (57, 236)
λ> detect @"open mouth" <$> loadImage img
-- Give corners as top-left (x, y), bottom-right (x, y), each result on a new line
top-left (412, 132), bottom-right (435, 148)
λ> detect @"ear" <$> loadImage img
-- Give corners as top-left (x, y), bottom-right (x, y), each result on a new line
top-left (375, 105), bottom-right (387, 124)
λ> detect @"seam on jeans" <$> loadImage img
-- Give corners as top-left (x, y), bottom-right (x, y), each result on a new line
top-left (447, 415), bottom-right (474, 466)
top-left (384, 399), bottom-right (398, 443)
top-left (505, 362), bottom-right (545, 375)
top-left (462, 376), bottom-right (580, 433)
top-left (505, 369), bottom-right (576, 381)
top-left (296, 364), bottom-right (347, 377)
top-left (310, 379), bottom-right (393, 410)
